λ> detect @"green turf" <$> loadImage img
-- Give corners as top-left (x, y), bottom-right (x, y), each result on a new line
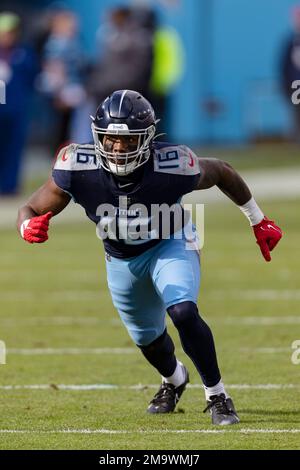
top-left (196, 143), bottom-right (300, 171)
top-left (0, 194), bottom-right (299, 449)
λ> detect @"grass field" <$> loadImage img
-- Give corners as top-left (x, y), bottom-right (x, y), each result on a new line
top-left (0, 153), bottom-right (300, 449)
top-left (200, 143), bottom-right (300, 170)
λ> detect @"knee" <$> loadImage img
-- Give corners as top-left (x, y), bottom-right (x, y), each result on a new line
top-left (167, 301), bottom-right (199, 328)
top-left (137, 329), bottom-right (168, 352)
top-left (137, 329), bottom-right (175, 357)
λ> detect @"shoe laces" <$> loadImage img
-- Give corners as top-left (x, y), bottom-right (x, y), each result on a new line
top-left (150, 382), bottom-right (176, 406)
top-left (203, 394), bottom-right (231, 415)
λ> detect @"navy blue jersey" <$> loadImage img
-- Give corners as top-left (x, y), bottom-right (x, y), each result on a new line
top-left (52, 142), bottom-right (201, 258)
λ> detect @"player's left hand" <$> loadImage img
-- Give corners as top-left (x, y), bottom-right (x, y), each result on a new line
top-left (253, 217), bottom-right (283, 262)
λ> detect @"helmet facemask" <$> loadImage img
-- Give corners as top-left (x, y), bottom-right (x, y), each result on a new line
top-left (92, 122), bottom-right (156, 176)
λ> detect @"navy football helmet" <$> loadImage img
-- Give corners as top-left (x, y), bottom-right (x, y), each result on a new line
top-left (91, 90), bottom-right (157, 176)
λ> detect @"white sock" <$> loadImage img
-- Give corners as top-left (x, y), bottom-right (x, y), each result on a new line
top-left (163, 360), bottom-right (186, 387)
top-left (203, 380), bottom-right (229, 401)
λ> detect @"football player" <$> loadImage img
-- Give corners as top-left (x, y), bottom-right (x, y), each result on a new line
top-left (17, 90), bottom-right (282, 425)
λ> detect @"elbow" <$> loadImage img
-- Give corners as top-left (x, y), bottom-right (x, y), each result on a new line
top-left (220, 160), bottom-right (235, 180)
top-left (221, 160), bottom-right (234, 171)
top-left (214, 159), bottom-right (234, 184)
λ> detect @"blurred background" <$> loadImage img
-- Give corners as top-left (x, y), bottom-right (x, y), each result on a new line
top-left (0, 0), bottom-right (300, 198)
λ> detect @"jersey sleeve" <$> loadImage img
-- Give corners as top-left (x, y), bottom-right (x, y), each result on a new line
top-left (153, 144), bottom-right (201, 195)
top-left (52, 144), bottom-right (77, 194)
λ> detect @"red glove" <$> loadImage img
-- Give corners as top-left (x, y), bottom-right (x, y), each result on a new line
top-left (21, 212), bottom-right (53, 244)
top-left (253, 217), bottom-right (282, 262)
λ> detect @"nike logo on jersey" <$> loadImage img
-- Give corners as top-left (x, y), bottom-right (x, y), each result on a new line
top-left (61, 149), bottom-right (68, 162)
top-left (188, 154), bottom-right (195, 167)
top-left (118, 182), bottom-right (134, 189)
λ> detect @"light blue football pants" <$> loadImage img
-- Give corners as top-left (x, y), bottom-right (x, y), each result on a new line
top-left (105, 232), bottom-right (201, 346)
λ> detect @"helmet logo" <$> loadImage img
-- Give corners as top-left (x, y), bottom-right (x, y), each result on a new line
top-left (107, 123), bottom-right (129, 131)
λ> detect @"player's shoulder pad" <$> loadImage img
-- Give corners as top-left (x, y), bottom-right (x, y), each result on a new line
top-left (153, 143), bottom-right (200, 176)
top-left (53, 143), bottom-right (99, 171)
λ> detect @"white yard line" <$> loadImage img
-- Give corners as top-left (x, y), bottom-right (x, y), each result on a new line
top-left (0, 316), bottom-right (106, 326)
top-left (0, 291), bottom-right (102, 301)
top-left (221, 316), bottom-right (300, 325)
top-left (1, 315), bottom-right (300, 327)
top-left (7, 347), bottom-right (137, 355)
top-left (5, 346), bottom-right (292, 355)
top-left (184, 166), bottom-right (300, 205)
top-left (0, 428), bottom-right (299, 435)
top-left (0, 198), bottom-right (86, 229)
top-left (1, 289), bottom-right (300, 302)
top-left (237, 290), bottom-right (300, 301)
top-left (240, 347), bottom-right (291, 353)
top-left (211, 290), bottom-right (300, 301)
top-left (0, 384), bottom-right (299, 391)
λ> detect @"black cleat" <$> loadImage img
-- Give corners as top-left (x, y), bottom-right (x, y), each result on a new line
top-left (203, 393), bottom-right (240, 425)
top-left (147, 367), bottom-right (189, 414)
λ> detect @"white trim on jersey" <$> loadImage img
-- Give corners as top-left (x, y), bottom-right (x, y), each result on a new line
top-left (53, 144), bottom-right (98, 172)
top-left (153, 145), bottom-right (201, 176)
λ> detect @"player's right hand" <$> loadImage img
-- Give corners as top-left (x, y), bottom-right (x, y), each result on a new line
top-left (253, 216), bottom-right (282, 262)
top-left (21, 211), bottom-right (53, 244)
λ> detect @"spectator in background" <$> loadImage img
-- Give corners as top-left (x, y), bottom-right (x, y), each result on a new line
top-left (75, 6), bottom-right (154, 146)
top-left (0, 12), bottom-right (37, 196)
top-left (37, 9), bottom-right (86, 151)
top-left (30, 7), bottom-right (55, 62)
top-left (150, 24), bottom-right (184, 130)
top-left (133, 7), bottom-right (185, 136)
top-left (88, 7), bottom-right (153, 105)
top-left (281, 6), bottom-right (300, 143)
